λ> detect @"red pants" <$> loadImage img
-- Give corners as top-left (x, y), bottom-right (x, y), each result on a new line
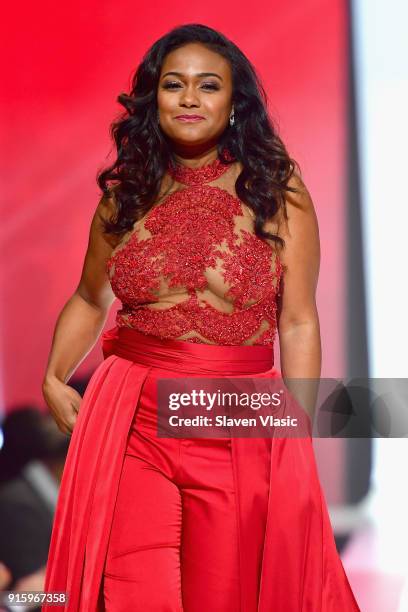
top-left (103, 369), bottom-right (244, 612)
top-left (42, 326), bottom-right (360, 611)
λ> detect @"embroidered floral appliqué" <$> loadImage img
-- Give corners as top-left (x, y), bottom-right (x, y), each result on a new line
top-left (106, 154), bottom-right (283, 346)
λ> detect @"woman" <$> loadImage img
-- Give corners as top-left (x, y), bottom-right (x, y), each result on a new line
top-left (41, 23), bottom-right (360, 612)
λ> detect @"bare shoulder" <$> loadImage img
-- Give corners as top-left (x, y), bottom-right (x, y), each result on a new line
top-left (264, 172), bottom-right (319, 244)
top-left (285, 172), bottom-right (313, 209)
top-left (95, 186), bottom-right (119, 223)
top-left (93, 187), bottom-right (122, 249)
top-left (287, 173), bottom-right (317, 237)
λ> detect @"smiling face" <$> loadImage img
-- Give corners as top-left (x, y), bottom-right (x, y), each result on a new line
top-left (157, 42), bottom-right (233, 150)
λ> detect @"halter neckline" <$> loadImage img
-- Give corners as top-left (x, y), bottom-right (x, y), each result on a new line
top-left (167, 148), bottom-right (234, 186)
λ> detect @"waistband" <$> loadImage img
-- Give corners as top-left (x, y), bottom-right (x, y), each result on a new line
top-left (101, 326), bottom-right (275, 375)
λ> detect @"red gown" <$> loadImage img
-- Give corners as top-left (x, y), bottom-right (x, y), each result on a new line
top-left (42, 152), bottom-right (360, 611)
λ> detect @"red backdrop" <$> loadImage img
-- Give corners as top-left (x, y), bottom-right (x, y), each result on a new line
top-left (2, 1), bottom-right (347, 432)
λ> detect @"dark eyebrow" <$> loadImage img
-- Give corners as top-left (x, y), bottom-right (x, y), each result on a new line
top-left (161, 71), bottom-right (223, 82)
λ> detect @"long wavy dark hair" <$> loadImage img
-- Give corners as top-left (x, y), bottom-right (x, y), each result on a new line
top-left (96, 23), bottom-right (301, 249)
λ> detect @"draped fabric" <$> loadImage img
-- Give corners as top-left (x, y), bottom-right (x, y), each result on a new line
top-left (42, 326), bottom-right (360, 611)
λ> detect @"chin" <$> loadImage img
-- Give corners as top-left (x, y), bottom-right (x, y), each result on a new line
top-left (168, 133), bottom-right (215, 147)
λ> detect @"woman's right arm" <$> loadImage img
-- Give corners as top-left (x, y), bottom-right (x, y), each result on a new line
top-left (42, 191), bottom-right (119, 435)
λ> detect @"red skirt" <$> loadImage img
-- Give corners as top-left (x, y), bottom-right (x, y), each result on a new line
top-left (42, 326), bottom-right (360, 611)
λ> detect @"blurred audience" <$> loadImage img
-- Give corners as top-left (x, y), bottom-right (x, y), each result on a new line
top-left (0, 405), bottom-right (70, 609)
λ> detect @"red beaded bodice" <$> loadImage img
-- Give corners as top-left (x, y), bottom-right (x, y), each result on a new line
top-left (106, 152), bottom-right (283, 346)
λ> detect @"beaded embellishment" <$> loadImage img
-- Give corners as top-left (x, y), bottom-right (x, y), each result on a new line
top-left (106, 151), bottom-right (283, 346)
top-left (168, 148), bottom-right (234, 185)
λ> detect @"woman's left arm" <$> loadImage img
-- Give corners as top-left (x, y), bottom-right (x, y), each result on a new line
top-left (269, 173), bottom-right (321, 421)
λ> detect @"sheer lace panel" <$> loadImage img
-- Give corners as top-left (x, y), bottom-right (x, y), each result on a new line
top-left (106, 153), bottom-right (283, 346)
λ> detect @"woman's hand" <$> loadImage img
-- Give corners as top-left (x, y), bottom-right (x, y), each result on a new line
top-left (42, 375), bottom-right (83, 435)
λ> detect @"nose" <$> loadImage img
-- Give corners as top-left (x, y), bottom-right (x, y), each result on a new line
top-left (179, 83), bottom-right (200, 107)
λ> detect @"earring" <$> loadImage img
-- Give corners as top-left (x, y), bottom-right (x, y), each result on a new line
top-left (229, 109), bottom-right (235, 127)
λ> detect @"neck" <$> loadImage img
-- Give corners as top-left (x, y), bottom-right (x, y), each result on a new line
top-left (171, 141), bottom-right (219, 168)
